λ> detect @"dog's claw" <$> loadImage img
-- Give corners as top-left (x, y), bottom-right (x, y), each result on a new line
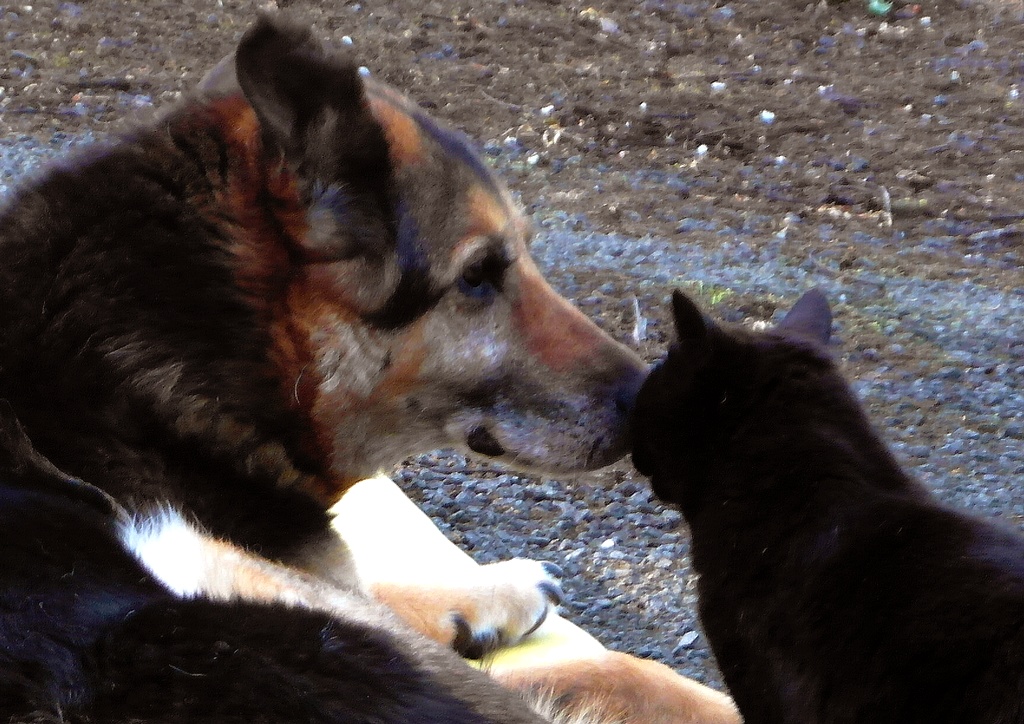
top-left (541, 561), bottom-right (564, 579)
top-left (452, 614), bottom-right (500, 659)
top-left (452, 614), bottom-right (474, 657)
top-left (522, 605), bottom-right (549, 638)
top-left (538, 580), bottom-right (564, 606)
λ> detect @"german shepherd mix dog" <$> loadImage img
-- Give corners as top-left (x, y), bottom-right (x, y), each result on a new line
top-left (0, 15), bottom-right (737, 724)
top-left (632, 290), bottom-right (1024, 724)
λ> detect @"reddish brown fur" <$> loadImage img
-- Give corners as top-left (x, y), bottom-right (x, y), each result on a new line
top-left (494, 653), bottom-right (740, 724)
top-left (464, 185), bottom-right (515, 241)
top-left (269, 276), bottom-right (347, 502)
top-left (367, 95), bottom-right (426, 167)
top-left (187, 96), bottom-right (308, 304)
top-left (512, 261), bottom-right (611, 374)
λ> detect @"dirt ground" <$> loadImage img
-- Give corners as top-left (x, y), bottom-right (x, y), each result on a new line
top-left (3, 0), bottom-right (1024, 689)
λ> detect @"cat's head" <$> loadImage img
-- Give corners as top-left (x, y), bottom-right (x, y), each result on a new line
top-left (630, 289), bottom-right (832, 506)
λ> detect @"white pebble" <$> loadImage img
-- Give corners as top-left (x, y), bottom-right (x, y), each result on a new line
top-left (759, 109), bottom-right (776, 124)
top-left (710, 81), bottom-right (727, 92)
top-left (341, 35), bottom-right (353, 45)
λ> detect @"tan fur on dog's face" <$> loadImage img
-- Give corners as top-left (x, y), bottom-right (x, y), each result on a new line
top-left (209, 26), bottom-right (645, 502)
top-left (290, 85), bottom-right (643, 496)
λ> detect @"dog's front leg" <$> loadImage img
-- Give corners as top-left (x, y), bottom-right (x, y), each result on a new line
top-left (327, 476), bottom-right (741, 724)
top-left (326, 475), bottom-right (562, 658)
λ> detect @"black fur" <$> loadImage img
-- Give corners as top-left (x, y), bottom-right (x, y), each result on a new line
top-left (631, 290), bottom-right (1024, 724)
top-left (0, 103), bottom-right (328, 560)
top-left (0, 421), bottom-right (495, 723)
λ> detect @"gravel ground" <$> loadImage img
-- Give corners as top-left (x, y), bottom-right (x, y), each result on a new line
top-left (2, 0), bottom-right (1023, 693)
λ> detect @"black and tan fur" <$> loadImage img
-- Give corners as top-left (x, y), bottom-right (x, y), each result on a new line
top-left (0, 14), bottom-right (637, 647)
top-left (0, 16), bottom-right (737, 724)
top-left (632, 290), bottom-right (1024, 723)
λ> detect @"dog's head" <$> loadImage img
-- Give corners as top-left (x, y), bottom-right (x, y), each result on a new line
top-left (202, 18), bottom-right (645, 498)
top-left (631, 289), bottom-right (832, 506)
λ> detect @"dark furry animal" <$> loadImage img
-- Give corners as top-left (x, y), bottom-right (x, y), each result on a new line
top-left (631, 289), bottom-right (1024, 724)
top-left (0, 13), bottom-right (645, 655)
top-left (0, 407), bottom-right (531, 723)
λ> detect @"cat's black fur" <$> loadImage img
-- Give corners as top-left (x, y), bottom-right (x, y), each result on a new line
top-left (631, 289), bottom-right (1024, 724)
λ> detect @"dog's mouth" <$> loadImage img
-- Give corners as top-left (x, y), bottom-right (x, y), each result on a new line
top-left (448, 402), bottom-right (630, 472)
top-left (465, 426), bottom-right (507, 457)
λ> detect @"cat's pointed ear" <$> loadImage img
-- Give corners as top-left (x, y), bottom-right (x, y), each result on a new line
top-left (671, 290), bottom-right (713, 345)
top-left (777, 288), bottom-right (832, 345)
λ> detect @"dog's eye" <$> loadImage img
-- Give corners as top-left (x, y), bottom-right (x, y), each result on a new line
top-left (457, 254), bottom-right (506, 302)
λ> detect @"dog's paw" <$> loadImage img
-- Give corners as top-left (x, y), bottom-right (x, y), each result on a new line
top-left (450, 559), bottom-right (564, 658)
top-left (370, 558), bottom-right (564, 659)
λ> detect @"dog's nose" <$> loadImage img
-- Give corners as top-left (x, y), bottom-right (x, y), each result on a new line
top-left (614, 364), bottom-right (648, 418)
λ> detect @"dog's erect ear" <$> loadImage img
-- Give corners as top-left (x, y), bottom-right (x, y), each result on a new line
top-left (671, 290), bottom-right (712, 345)
top-left (776, 288), bottom-right (832, 346)
top-left (236, 17), bottom-right (356, 157)
top-left (234, 17), bottom-right (389, 177)
top-left (235, 16), bottom-right (394, 260)
top-left (198, 52), bottom-right (240, 97)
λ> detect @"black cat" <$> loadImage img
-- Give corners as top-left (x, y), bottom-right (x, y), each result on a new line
top-left (631, 289), bottom-right (1024, 724)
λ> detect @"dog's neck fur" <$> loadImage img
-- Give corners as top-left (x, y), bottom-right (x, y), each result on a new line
top-left (0, 99), bottom-right (341, 554)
